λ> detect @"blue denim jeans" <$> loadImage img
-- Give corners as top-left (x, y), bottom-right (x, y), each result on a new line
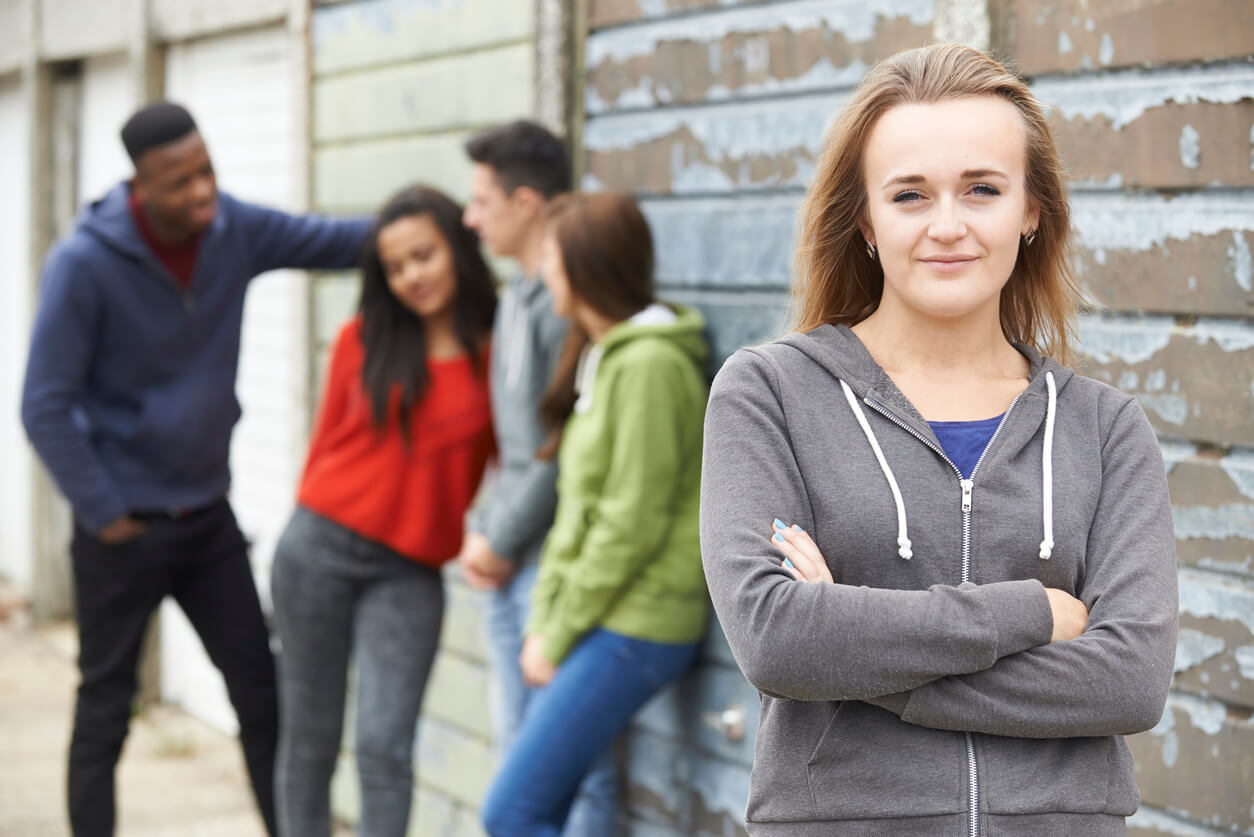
top-left (271, 507), bottom-right (444, 837)
top-left (485, 563), bottom-right (619, 835)
top-left (481, 628), bottom-right (701, 837)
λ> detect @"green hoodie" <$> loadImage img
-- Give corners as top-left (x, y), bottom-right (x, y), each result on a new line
top-left (527, 303), bottom-right (710, 664)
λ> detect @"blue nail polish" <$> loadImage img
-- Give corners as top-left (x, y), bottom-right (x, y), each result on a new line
top-left (793, 525), bottom-right (803, 532)
top-left (773, 532), bottom-right (784, 543)
top-left (782, 558), bottom-right (795, 570)
top-left (773, 518), bottom-right (785, 529)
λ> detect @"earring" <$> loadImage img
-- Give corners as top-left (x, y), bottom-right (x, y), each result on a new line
top-left (865, 240), bottom-right (877, 259)
top-left (1023, 228), bottom-right (1037, 247)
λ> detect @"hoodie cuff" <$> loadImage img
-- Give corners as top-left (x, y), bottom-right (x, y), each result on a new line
top-left (984, 579), bottom-right (1055, 660)
top-left (541, 624), bottom-right (579, 668)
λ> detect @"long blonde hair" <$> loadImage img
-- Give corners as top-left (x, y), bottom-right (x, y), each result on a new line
top-left (792, 43), bottom-right (1080, 364)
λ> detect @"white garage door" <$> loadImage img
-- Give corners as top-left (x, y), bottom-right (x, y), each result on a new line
top-left (0, 77), bottom-right (33, 593)
top-left (161, 24), bottom-right (306, 733)
top-left (78, 53), bottom-right (138, 205)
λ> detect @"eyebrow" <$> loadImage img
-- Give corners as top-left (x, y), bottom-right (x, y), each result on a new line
top-left (881, 169), bottom-right (1011, 189)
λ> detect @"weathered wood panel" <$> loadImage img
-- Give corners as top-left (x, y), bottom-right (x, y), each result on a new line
top-left (1075, 316), bottom-right (1254, 448)
top-left (586, 0), bottom-right (934, 113)
top-left (313, 0), bottom-right (533, 76)
top-left (590, 0), bottom-right (764, 30)
top-left (39, 0), bottom-right (126, 59)
top-left (314, 132), bottom-right (476, 213)
top-left (314, 42), bottom-right (534, 142)
top-left (1129, 692), bottom-right (1254, 834)
top-left (150, 0), bottom-right (289, 42)
top-left (620, 728), bottom-right (751, 836)
top-left (1011, 0), bottom-right (1254, 76)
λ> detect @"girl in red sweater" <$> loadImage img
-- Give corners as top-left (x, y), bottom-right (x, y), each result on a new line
top-left (271, 185), bottom-right (497, 837)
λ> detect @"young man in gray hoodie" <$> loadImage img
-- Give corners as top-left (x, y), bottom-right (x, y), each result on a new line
top-left (459, 121), bottom-right (617, 835)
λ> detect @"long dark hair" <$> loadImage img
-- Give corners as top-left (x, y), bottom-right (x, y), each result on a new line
top-left (358, 185), bottom-right (497, 433)
top-left (537, 192), bottom-right (654, 458)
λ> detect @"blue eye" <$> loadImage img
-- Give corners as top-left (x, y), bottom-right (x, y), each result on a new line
top-left (972, 184), bottom-right (1001, 196)
top-left (893, 190), bottom-right (922, 203)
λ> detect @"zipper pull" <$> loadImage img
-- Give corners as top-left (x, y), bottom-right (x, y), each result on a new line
top-left (960, 479), bottom-right (973, 513)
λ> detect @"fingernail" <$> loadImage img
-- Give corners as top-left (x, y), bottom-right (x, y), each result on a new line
top-left (773, 532), bottom-right (784, 543)
top-left (773, 518), bottom-right (785, 530)
top-left (782, 558), bottom-right (795, 570)
top-left (793, 525), bottom-right (803, 532)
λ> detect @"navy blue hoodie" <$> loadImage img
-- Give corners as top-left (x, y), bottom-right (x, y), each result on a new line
top-left (21, 183), bottom-right (371, 533)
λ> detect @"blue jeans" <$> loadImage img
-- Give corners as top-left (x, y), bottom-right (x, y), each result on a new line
top-left (485, 563), bottom-right (618, 835)
top-left (272, 507), bottom-right (444, 837)
top-left (481, 628), bottom-right (701, 837)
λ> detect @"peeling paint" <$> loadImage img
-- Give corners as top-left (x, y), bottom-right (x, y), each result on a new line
top-left (1075, 315), bottom-right (1174, 364)
top-left (1140, 393), bottom-right (1189, 425)
top-left (1069, 191), bottom-right (1254, 253)
top-left (1174, 502), bottom-right (1254, 542)
top-left (587, 0), bottom-right (934, 64)
top-left (1058, 31), bottom-right (1073, 55)
top-left (1179, 569), bottom-right (1254, 635)
top-left (1175, 693), bottom-right (1227, 736)
top-left (1118, 371), bottom-right (1139, 390)
top-left (1098, 32), bottom-right (1114, 66)
top-left (1128, 806), bottom-right (1239, 836)
top-left (1159, 440), bottom-right (1198, 473)
top-left (1236, 645), bottom-right (1254, 680)
top-left (1229, 230), bottom-right (1252, 291)
top-left (1193, 318), bottom-right (1254, 352)
top-left (1198, 556), bottom-right (1253, 575)
top-left (932, 0), bottom-right (990, 51)
top-left (1174, 628), bottom-right (1226, 673)
top-left (1179, 124), bottom-right (1201, 169)
top-left (1220, 449), bottom-right (1254, 500)
top-left (1032, 63), bottom-right (1254, 129)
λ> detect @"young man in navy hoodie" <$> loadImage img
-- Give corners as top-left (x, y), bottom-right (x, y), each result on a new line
top-left (20, 101), bottom-right (370, 837)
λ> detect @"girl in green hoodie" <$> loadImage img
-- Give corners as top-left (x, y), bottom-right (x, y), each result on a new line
top-left (481, 192), bottom-right (710, 837)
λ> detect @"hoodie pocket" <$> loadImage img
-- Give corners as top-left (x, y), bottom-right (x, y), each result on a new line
top-left (980, 734), bottom-right (1135, 816)
top-left (805, 701), bottom-right (967, 820)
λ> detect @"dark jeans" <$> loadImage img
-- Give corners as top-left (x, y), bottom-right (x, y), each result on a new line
top-left (481, 628), bottom-right (701, 837)
top-left (67, 499), bottom-right (278, 837)
top-left (271, 506), bottom-right (445, 837)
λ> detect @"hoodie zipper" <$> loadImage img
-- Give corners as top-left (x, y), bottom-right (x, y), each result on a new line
top-left (864, 392), bottom-right (1024, 837)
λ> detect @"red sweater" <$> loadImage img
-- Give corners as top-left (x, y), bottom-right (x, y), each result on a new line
top-left (298, 318), bottom-right (494, 566)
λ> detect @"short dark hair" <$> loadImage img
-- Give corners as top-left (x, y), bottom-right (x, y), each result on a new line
top-left (121, 101), bottom-right (198, 165)
top-left (464, 120), bottom-right (571, 199)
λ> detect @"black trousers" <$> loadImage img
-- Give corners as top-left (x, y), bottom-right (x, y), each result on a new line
top-left (67, 499), bottom-right (278, 837)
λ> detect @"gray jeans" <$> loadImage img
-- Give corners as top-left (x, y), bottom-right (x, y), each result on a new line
top-left (271, 506), bottom-right (444, 837)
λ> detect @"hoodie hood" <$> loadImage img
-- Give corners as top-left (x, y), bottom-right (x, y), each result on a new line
top-left (574, 302), bottom-right (708, 413)
top-left (779, 324), bottom-right (1074, 562)
top-left (78, 182), bottom-right (227, 270)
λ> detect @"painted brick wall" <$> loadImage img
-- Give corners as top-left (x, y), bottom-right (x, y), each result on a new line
top-left (310, 1), bottom-right (535, 834)
top-left (583, 0), bottom-right (1254, 835)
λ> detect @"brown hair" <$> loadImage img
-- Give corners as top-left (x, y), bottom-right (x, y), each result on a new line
top-left (537, 192), bottom-right (655, 459)
top-left (793, 43), bottom-right (1080, 364)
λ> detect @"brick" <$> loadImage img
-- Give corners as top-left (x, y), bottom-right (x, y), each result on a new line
top-left (1166, 446), bottom-right (1254, 580)
top-left (409, 787), bottom-right (486, 837)
top-left (422, 651), bottom-right (492, 740)
top-left (314, 42), bottom-right (534, 142)
top-left (1011, 0), bottom-right (1254, 76)
top-left (590, 0), bottom-right (759, 29)
top-left (313, 0), bottom-right (532, 76)
top-left (585, 95), bottom-right (842, 195)
top-left (439, 572), bottom-right (489, 663)
top-left (1070, 195), bottom-right (1254, 317)
top-left (586, 0), bottom-right (934, 113)
top-left (1075, 316), bottom-right (1254, 448)
top-left (633, 660), bottom-right (758, 766)
top-left (621, 727), bottom-right (751, 835)
top-left (1128, 692), bottom-right (1254, 833)
top-left (1173, 569), bottom-right (1254, 711)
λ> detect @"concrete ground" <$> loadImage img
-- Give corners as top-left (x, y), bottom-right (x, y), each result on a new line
top-left (0, 584), bottom-right (351, 836)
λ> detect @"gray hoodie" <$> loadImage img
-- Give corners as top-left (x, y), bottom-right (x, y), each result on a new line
top-left (700, 324), bottom-right (1178, 837)
top-left (470, 272), bottom-right (569, 566)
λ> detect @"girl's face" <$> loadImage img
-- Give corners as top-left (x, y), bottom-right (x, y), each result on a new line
top-left (860, 96), bottom-right (1039, 324)
top-left (377, 213), bottom-right (457, 321)
top-left (540, 232), bottom-right (573, 317)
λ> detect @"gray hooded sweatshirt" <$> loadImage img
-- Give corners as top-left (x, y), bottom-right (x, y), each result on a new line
top-left (470, 273), bottom-right (569, 565)
top-left (700, 324), bottom-right (1178, 837)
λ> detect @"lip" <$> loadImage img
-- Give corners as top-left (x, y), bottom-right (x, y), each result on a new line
top-left (920, 254), bottom-right (978, 273)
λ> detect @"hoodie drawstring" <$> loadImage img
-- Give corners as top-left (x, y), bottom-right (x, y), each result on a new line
top-left (839, 380), bottom-right (913, 560)
top-left (1038, 370), bottom-right (1057, 560)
